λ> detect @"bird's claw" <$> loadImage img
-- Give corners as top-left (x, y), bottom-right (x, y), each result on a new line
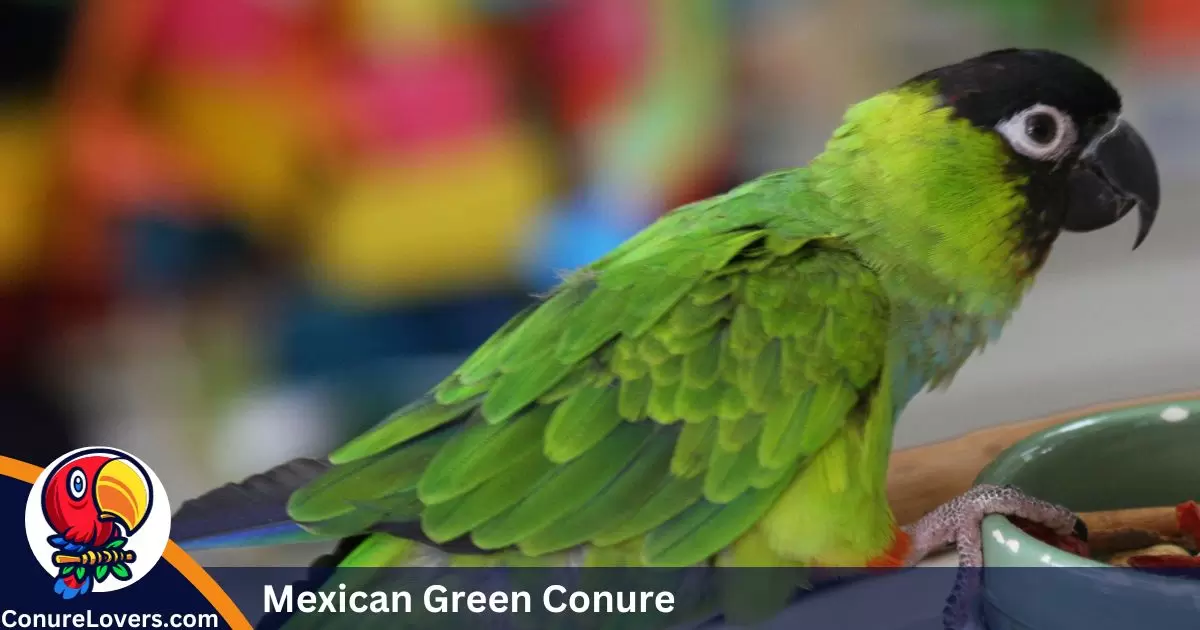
top-left (900, 484), bottom-right (1082, 630)
top-left (901, 483), bottom-right (1081, 567)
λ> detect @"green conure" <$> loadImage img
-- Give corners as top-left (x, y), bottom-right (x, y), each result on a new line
top-left (173, 49), bottom-right (1159, 626)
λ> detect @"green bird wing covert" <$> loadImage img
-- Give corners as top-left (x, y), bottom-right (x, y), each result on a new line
top-left (287, 176), bottom-right (893, 567)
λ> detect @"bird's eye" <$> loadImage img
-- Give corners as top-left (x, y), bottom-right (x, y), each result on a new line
top-left (67, 468), bottom-right (87, 500)
top-left (1025, 113), bottom-right (1057, 145)
top-left (995, 104), bottom-right (1077, 161)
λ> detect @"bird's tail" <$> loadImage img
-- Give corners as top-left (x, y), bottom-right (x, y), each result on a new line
top-left (54, 573), bottom-right (92, 600)
top-left (171, 458), bottom-right (335, 551)
top-left (48, 537), bottom-right (95, 600)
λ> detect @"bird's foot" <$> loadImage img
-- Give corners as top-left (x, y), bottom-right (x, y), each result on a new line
top-left (900, 484), bottom-right (1085, 630)
top-left (901, 484), bottom-right (1084, 566)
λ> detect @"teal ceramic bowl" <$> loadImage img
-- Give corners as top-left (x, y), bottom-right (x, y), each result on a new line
top-left (975, 396), bottom-right (1200, 629)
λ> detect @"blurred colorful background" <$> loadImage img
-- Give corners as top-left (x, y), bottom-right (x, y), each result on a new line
top-left (2, 0), bottom-right (1198, 565)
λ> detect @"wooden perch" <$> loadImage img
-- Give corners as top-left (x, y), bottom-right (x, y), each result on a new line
top-left (53, 549), bottom-right (136, 566)
top-left (1079, 506), bottom-right (1179, 538)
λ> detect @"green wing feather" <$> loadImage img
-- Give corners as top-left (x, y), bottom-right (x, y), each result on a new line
top-left (302, 176), bottom-right (890, 567)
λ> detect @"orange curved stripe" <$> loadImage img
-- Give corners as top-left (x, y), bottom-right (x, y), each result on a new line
top-left (0, 456), bottom-right (252, 630)
top-left (160, 544), bottom-right (252, 630)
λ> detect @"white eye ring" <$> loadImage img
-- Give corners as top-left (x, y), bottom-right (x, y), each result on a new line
top-left (67, 468), bottom-right (87, 501)
top-left (995, 104), bottom-right (1077, 161)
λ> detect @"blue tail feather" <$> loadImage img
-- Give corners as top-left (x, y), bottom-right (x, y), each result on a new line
top-left (54, 575), bottom-right (92, 600)
top-left (171, 458), bottom-right (332, 552)
top-left (177, 521), bottom-right (321, 552)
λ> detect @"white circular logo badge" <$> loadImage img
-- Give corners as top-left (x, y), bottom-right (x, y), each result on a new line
top-left (24, 447), bottom-right (171, 598)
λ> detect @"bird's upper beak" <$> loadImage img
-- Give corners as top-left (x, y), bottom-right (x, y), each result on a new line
top-left (95, 457), bottom-right (151, 535)
top-left (1063, 118), bottom-right (1160, 248)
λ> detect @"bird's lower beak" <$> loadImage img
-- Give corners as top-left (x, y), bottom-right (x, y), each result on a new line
top-left (95, 458), bottom-right (151, 535)
top-left (1063, 119), bottom-right (1160, 249)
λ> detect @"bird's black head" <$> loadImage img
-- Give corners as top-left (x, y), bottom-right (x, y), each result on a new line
top-left (908, 48), bottom-right (1160, 259)
top-left (910, 48), bottom-right (1123, 140)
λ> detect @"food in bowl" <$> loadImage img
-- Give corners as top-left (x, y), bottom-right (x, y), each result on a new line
top-left (1012, 500), bottom-right (1200, 571)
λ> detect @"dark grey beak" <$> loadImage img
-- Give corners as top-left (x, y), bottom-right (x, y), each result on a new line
top-left (1062, 119), bottom-right (1160, 249)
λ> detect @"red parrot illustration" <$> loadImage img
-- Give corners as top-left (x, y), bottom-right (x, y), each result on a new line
top-left (40, 450), bottom-right (153, 599)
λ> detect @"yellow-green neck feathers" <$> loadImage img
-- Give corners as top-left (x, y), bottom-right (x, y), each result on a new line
top-left (808, 84), bottom-right (1043, 317)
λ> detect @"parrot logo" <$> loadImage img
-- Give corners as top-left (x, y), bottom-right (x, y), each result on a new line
top-left (24, 447), bottom-right (171, 600)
